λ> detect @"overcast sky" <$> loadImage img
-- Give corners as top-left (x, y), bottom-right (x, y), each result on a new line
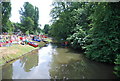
top-left (10, 0), bottom-right (53, 29)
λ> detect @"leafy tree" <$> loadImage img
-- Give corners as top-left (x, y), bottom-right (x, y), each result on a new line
top-left (43, 24), bottom-right (50, 34)
top-left (33, 7), bottom-right (39, 34)
top-left (50, 2), bottom-right (79, 40)
top-left (13, 22), bottom-right (22, 32)
top-left (50, 2), bottom-right (120, 77)
top-left (19, 2), bottom-right (35, 19)
top-left (50, 2), bottom-right (91, 41)
top-left (114, 55), bottom-right (120, 77)
top-left (67, 3), bottom-right (93, 49)
top-left (21, 16), bottom-right (34, 34)
top-left (2, 2), bottom-right (11, 32)
top-left (85, 2), bottom-right (120, 63)
top-left (6, 20), bottom-right (14, 33)
top-left (19, 2), bottom-right (39, 34)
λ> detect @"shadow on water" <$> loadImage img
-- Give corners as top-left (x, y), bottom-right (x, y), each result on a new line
top-left (1, 43), bottom-right (117, 79)
top-left (49, 45), bottom-right (116, 79)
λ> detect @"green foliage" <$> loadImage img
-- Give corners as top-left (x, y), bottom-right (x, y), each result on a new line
top-left (19, 2), bottom-right (40, 34)
top-left (85, 2), bottom-right (120, 63)
top-left (21, 17), bottom-right (34, 34)
top-left (33, 7), bottom-right (39, 34)
top-left (2, 2), bottom-right (11, 32)
top-left (19, 2), bottom-right (35, 19)
top-left (67, 26), bottom-right (86, 49)
top-left (114, 55), bottom-right (120, 77)
top-left (50, 2), bottom-right (84, 40)
top-left (13, 22), bottom-right (22, 32)
top-left (50, 2), bottom-right (120, 77)
top-left (66, 3), bottom-right (93, 49)
top-left (6, 20), bottom-right (14, 33)
top-left (43, 24), bottom-right (50, 34)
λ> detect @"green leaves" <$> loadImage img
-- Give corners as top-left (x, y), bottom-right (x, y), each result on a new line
top-left (85, 2), bottom-right (120, 63)
top-left (50, 2), bottom-right (120, 77)
top-left (67, 28), bottom-right (86, 49)
top-left (50, 2), bottom-right (89, 41)
top-left (43, 24), bottom-right (50, 34)
top-left (19, 2), bottom-right (39, 34)
top-left (2, 2), bottom-right (11, 32)
top-left (114, 55), bottom-right (120, 77)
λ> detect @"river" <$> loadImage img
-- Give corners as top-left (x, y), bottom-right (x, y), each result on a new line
top-left (1, 43), bottom-right (116, 80)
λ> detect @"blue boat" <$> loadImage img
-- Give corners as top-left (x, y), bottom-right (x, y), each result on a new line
top-left (32, 39), bottom-right (41, 42)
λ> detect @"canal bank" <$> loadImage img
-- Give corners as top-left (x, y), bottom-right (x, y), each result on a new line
top-left (1, 43), bottom-right (117, 79)
top-left (0, 41), bottom-right (46, 66)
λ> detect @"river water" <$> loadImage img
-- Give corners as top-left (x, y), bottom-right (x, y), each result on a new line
top-left (1, 43), bottom-right (116, 79)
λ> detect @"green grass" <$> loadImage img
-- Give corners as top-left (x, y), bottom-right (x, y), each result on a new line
top-left (0, 45), bottom-right (35, 65)
top-left (44, 38), bottom-right (52, 42)
top-left (0, 42), bottom-right (46, 66)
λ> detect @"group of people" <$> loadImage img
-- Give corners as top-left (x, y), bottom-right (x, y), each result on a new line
top-left (0, 34), bottom-right (49, 47)
top-left (0, 35), bottom-right (32, 47)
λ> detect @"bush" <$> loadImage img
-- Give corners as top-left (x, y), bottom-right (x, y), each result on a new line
top-left (67, 28), bottom-right (86, 49)
top-left (114, 55), bottom-right (120, 78)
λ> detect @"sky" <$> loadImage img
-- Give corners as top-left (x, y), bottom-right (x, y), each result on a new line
top-left (10, 0), bottom-right (53, 29)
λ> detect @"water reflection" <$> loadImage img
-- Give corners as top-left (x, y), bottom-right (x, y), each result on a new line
top-left (11, 44), bottom-right (54, 79)
top-left (2, 50), bottom-right (39, 79)
top-left (1, 43), bottom-right (116, 79)
top-left (20, 53), bottom-right (39, 72)
top-left (2, 64), bottom-right (13, 79)
top-left (49, 48), bottom-right (116, 79)
top-left (49, 48), bottom-right (87, 79)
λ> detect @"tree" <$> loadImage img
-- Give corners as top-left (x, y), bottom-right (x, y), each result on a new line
top-left (19, 2), bottom-right (35, 19)
top-left (50, 1), bottom-right (120, 77)
top-left (43, 24), bottom-right (50, 34)
top-left (50, 2), bottom-right (76, 40)
top-left (21, 16), bottom-right (34, 34)
top-left (2, 2), bottom-right (11, 32)
top-left (19, 2), bottom-right (39, 34)
top-left (6, 20), bottom-right (14, 33)
top-left (33, 7), bottom-right (39, 34)
top-left (85, 2), bottom-right (120, 63)
top-left (13, 22), bottom-right (22, 32)
top-left (50, 2), bottom-right (89, 41)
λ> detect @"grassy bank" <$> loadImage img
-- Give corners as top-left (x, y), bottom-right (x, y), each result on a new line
top-left (0, 41), bottom-right (46, 66)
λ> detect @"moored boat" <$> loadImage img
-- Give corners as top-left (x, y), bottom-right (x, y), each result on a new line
top-left (28, 42), bottom-right (38, 47)
top-left (32, 39), bottom-right (41, 42)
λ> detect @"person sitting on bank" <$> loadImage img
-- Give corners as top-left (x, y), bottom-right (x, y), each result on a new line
top-left (64, 41), bottom-right (68, 46)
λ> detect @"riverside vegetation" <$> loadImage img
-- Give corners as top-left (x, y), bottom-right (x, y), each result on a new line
top-left (1, 1), bottom-right (120, 78)
top-left (49, 2), bottom-right (120, 77)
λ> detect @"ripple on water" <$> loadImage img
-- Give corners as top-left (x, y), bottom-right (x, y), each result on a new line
top-left (1, 44), bottom-right (117, 79)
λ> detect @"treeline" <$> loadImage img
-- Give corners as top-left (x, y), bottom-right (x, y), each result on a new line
top-left (1, 2), bottom-right (42, 35)
top-left (49, 2), bottom-right (120, 77)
